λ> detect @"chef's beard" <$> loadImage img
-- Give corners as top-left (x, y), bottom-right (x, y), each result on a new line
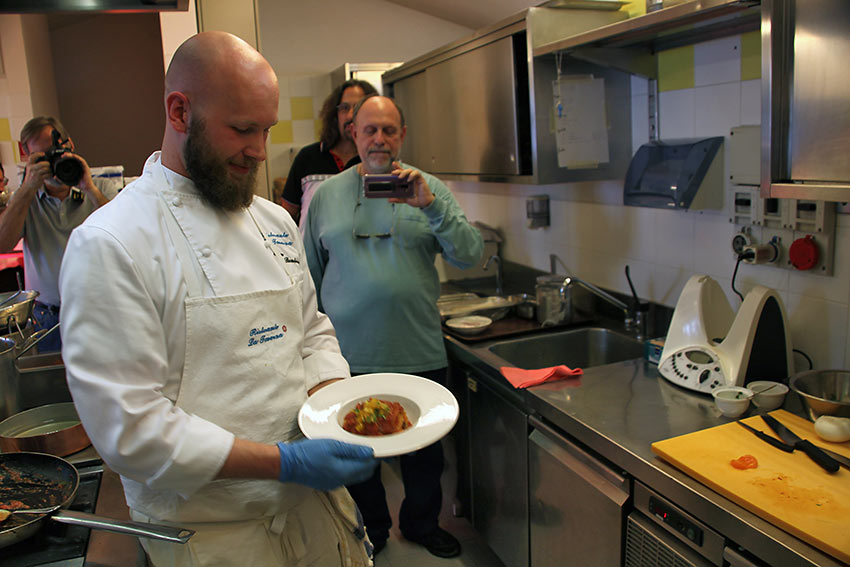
top-left (184, 117), bottom-right (257, 211)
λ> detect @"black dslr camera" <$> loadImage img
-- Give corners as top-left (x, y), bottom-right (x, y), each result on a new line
top-left (37, 129), bottom-right (84, 188)
top-left (363, 174), bottom-right (414, 199)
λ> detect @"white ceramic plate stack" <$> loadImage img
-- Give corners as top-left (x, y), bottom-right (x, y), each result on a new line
top-left (298, 373), bottom-right (459, 457)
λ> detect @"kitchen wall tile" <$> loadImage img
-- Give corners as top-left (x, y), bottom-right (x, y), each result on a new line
top-left (740, 30), bottom-right (761, 81)
top-left (654, 209), bottom-right (694, 270)
top-left (658, 45), bottom-right (694, 92)
top-left (266, 145), bottom-right (295, 183)
top-left (269, 121), bottom-right (293, 144)
top-left (291, 119), bottom-right (315, 145)
top-left (735, 260), bottom-right (790, 295)
top-left (288, 76), bottom-right (311, 97)
top-left (310, 74), bottom-right (331, 100)
top-left (276, 77), bottom-right (289, 100)
top-left (631, 93), bottom-right (650, 156)
top-left (740, 79), bottom-right (761, 125)
top-left (650, 264), bottom-right (695, 306)
top-left (694, 36), bottom-right (741, 87)
top-left (789, 225), bottom-right (850, 304)
top-left (277, 97), bottom-right (292, 121)
top-left (692, 213), bottom-right (736, 278)
top-left (0, 94), bottom-right (10, 117)
top-left (784, 293), bottom-right (848, 369)
top-left (658, 89), bottom-right (694, 138)
top-left (621, 205), bottom-right (657, 263)
top-left (290, 97), bottom-right (313, 121)
top-left (694, 82), bottom-right (741, 139)
top-left (0, 118), bottom-right (10, 141)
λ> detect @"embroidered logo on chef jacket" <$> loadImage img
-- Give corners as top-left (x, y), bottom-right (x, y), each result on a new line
top-left (265, 230), bottom-right (301, 264)
top-left (248, 323), bottom-right (288, 347)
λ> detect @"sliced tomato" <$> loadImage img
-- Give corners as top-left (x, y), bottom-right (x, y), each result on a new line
top-left (730, 454), bottom-right (759, 470)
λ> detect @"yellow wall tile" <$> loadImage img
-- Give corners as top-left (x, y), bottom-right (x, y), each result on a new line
top-left (290, 97), bottom-right (313, 120)
top-left (658, 45), bottom-right (694, 92)
top-left (0, 118), bottom-right (11, 142)
top-left (271, 121), bottom-right (293, 144)
top-left (314, 119), bottom-right (322, 139)
top-left (740, 30), bottom-right (761, 81)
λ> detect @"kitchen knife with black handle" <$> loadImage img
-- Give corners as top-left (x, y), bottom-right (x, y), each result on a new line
top-left (818, 446), bottom-right (850, 471)
top-left (736, 420), bottom-right (795, 452)
top-left (761, 413), bottom-right (840, 473)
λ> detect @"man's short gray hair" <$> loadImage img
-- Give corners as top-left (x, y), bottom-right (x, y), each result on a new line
top-left (20, 116), bottom-right (69, 151)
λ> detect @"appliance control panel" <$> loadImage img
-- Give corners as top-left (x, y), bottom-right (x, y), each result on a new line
top-left (633, 481), bottom-right (725, 565)
top-left (658, 348), bottom-right (727, 393)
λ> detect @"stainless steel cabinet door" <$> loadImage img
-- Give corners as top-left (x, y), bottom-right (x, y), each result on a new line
top-left (468, 374), bottom-right (529, 567)
top-left (529, 418), bottom-right (629, 567)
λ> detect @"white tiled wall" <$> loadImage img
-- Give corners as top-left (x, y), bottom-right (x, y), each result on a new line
top-left (447, 35), bottom-right (850, 371)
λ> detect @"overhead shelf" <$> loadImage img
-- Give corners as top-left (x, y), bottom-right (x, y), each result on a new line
top-left (533, 0), bottom-right (761, 58)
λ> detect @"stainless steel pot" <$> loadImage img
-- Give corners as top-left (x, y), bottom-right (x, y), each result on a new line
top-left (0, 402), bottom-right (90, 456)
top-left (0, 336), bottom-right (18, 420)
top-left (0, 452), bottom-right (194, 549)
top-left (0, 290), bottom-right (39, 331)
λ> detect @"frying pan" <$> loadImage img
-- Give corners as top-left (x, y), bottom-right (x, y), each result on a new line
top-left (0, 452), bottom-right (194, 549)
top-left (0, 402), bottom-right (91, 456)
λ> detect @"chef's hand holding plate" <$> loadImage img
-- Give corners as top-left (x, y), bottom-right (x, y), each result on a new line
top-left (277, 438), bottom-right (377, 490)
top-left (388, 161), bottom-right (434, 208)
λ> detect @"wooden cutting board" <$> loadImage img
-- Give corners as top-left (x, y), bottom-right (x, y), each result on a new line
top-left (652, 410), bottom-right (850, 564)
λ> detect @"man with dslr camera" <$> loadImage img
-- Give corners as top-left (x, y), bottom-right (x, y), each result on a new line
top-left (0, 116), bottom-right (117, 351)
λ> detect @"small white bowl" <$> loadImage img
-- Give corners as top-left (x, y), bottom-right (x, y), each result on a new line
top-left (746, 380), bottom-right (789, 411)
top-left (445, 315), bottom-right (493, 336)
top-left (712, 386), bottom-right (754, 418)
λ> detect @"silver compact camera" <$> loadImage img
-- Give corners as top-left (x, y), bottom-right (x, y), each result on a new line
top-left (363, 174), bottom-right (414, 199)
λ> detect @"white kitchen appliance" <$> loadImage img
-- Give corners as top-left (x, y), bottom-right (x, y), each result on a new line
top-left (658, 275), bottom-right (792, 394)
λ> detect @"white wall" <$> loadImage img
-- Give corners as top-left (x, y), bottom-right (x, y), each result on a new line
top-left (448, 35), bottom-right (850, 372)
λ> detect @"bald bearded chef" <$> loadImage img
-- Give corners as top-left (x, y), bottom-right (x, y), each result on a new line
top-left (58, 31), bottom-right (377, 566)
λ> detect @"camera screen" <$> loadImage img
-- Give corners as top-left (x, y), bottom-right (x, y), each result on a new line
top-left (368, 182), bottom-right (395, 193)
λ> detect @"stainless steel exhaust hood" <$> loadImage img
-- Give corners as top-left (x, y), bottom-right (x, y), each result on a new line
top-left (0, 0), bottom-right (189, 13)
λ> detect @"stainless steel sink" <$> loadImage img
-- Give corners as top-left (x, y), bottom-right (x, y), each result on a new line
top-left (486, 327), bottom-right (644, 369)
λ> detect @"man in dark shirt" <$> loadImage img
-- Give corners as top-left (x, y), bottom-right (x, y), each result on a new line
top-left (281, 79), bottom-right (377, 228)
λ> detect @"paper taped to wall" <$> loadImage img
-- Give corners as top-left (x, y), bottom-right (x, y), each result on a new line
top-left (553, 76), bottom-right (609, 169)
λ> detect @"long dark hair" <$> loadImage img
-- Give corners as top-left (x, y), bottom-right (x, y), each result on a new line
top-left (319, 79), bottom-right (378, 149)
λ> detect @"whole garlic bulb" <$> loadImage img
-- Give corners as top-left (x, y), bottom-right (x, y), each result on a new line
top-left (813, 415), bottom-right (850, 443)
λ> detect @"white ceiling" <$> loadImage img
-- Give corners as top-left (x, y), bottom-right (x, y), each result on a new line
top-left (383, 0), bottom-right (542, 30)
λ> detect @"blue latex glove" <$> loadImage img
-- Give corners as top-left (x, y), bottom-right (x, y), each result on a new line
top-left (277, 439), bottom-right (376, 490)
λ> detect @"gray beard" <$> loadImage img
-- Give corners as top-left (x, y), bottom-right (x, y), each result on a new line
top-left (183, 118), bottom-right (257, 211)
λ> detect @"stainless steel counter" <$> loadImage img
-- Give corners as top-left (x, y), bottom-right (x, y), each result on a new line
top-left (445, 328), bottom-right (844, 567)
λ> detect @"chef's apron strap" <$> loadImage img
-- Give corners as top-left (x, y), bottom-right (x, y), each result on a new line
top-left (157, 195), bottom-right (205, 298)
top-left (151, 160), bottom-right (205, 298)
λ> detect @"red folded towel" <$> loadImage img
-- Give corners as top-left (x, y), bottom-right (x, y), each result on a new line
top-left (500, 365), bottom-right (583, 389)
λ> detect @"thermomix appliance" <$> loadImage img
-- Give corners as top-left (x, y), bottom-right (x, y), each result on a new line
top-left (658, 275), bottom-right (792, 393)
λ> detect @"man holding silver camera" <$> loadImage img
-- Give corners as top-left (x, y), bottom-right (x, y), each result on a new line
top-left (303, 95), bottom-right (483, 558)
top-left (0, 116), bottom-right (116, 351)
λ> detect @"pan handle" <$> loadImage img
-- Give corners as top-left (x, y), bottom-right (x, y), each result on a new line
top-left (50, 510), bottom-right (194, 544)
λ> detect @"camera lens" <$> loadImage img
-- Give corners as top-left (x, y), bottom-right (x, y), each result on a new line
top-left (53, 155), bottom-right (84, 187)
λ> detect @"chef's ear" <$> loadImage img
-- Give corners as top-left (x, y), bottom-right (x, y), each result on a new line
top-left (166, 91), bottom-right (191, 134)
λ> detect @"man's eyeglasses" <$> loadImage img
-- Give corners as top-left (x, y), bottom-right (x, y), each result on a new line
top-left (336, 102), bottom-right (355, 113)
top-left (352, 189), bottom-right (395, 240)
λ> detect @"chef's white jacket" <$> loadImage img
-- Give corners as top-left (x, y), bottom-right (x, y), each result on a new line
top-left (59, 153), bottom-right (350, 505)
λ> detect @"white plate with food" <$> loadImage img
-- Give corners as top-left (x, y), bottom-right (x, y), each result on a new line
top-left (298, 373), bottom-right (459, 457)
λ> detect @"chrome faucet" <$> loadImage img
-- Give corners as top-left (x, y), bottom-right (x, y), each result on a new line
top-left (548, 254), bottom-right (647, 339)
top-left (483, 254), bottom-right (504, 296)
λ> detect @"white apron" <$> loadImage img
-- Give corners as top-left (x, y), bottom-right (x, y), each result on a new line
top-left (134, 160), bottom-right (371, 567)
